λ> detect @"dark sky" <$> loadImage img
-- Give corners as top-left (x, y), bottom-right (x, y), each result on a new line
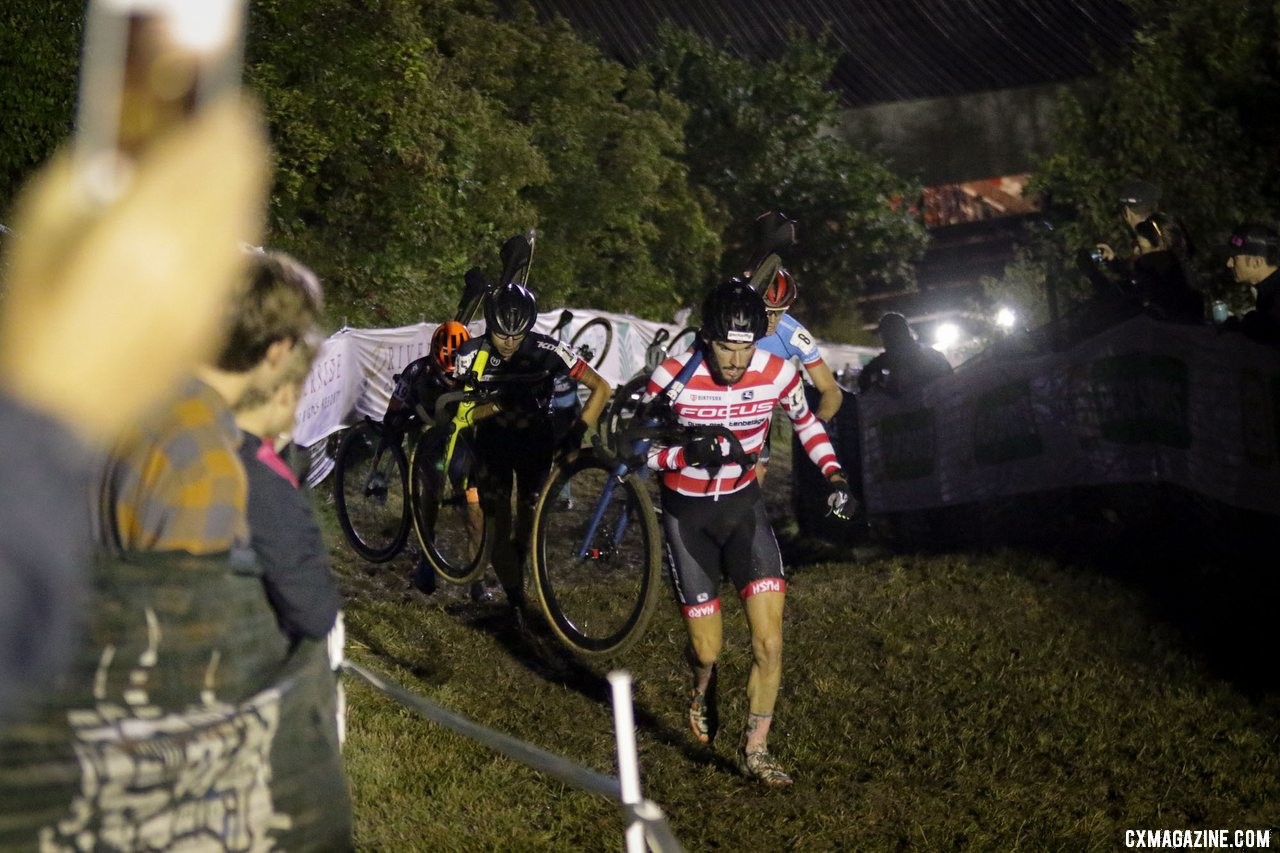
top-left (525, 0), bottom-right (1135, 107)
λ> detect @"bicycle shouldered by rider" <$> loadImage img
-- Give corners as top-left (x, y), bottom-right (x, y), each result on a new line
top-left (451, 282), bottom-right (612, 620)
top-left (639, 279), bottom-right (852, 787)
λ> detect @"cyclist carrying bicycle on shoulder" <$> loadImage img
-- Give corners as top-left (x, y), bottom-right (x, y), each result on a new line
top-left (640, 279), bottom-right (851, 787)
top-left (383, 320), bottom-right (471, 435)
top-left (384, 321), bottom-right (493, 598)
top-left (754, 267), bottom-right (844, 484)
top-left (453, 282), bottom-right (612, 619)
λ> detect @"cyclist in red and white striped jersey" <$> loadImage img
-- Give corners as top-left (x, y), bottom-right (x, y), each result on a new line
top-left (640, 279), bottom-right (851, 787)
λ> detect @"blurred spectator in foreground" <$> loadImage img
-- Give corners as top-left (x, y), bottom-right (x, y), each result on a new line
top-left (1224, 223), bottom-right (1280, 345)
top-left (0, 101), bottom-right (269, 721)
top-left (99, 248), bottom-right (323, 555)
top-left (233, 306), bottom-right (341, 646)
top-left (857, 313), bottom-right (952, 397)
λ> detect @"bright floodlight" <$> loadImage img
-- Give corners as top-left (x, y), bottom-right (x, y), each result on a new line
top-left (934, 322), bottom-right (960, 349)
top-left (995, 307), bottom-right (1017, 329)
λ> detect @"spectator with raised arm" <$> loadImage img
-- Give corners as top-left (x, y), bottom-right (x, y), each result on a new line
top-left (0, 101), bottom-right (269, 722)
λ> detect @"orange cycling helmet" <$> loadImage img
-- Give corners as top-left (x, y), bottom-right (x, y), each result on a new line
top-left (431, 320), bottom-right (471, 373)
top-left (762, 267), bottom-right (798, 310)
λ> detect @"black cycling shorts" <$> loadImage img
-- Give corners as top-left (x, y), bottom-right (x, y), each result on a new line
top-left (660, 483), bottom-right (785, 618)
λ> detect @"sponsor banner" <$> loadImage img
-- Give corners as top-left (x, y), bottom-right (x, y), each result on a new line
top-left (346, 323), bottom-right (436, 422)
top-left (292, 333), bottom-right (357, 449)
top-left (860, 315), bottom-right (1280, 516)
top-left (293, 310), bottom-right (875, 482)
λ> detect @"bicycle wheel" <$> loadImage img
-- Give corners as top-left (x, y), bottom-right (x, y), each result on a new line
top-left (333, 420), bottom-right (410, 562)
top-left (531, 451), bottom-right (662, 657)
top-left (668, 325), bottom-right (699, 357)
top-left (569, 317), bottom-right (613, 369)
top-left (600, 374), bottom-right (648, 452)
top-left (409, 427), bottom-right (492, 584)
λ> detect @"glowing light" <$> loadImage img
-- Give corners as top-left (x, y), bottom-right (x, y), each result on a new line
top-left (934, 322), bottom-right (960, 349)
top-left (165, 0), bottom-right (241, 53)
top-left (995, 307), bottom-right (1017, 329)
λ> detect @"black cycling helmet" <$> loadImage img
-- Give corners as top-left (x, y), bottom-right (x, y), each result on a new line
top-left (700, 278), bottom-right (767, 344)
top-left (484, 282), bottom-right (539, 337)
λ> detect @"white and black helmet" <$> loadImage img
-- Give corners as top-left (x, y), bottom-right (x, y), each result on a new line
top-left (700, 278), bottom-right (767, 344)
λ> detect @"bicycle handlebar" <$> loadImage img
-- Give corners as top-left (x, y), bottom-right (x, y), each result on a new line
top-left (605, 420), bottom-right (757, 472)
top-left (429, 370), bottom-right (553, 425)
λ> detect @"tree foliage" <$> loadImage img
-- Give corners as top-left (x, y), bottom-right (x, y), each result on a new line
top-left (987, 0), bottom-right (1280, 319)
top-left (0, 2), bottom-right (81, 213)
top-left (1, 0), bottom-right (921, 335)
top-left (647, 28), bottom-right (927, 339)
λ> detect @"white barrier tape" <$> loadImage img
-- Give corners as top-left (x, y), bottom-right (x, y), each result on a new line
top-left (343, 660), bottom-right (620, 798)
top-left (342, 661), bottom-right (685, 849)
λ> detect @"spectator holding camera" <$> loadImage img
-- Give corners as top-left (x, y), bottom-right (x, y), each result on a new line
top-left (1129, 213), bottom-right (1204, 323)
top-left (1093, 178), bottom-right (1164, 265)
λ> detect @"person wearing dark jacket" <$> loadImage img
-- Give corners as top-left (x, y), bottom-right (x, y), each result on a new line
top-left (1074, 213), bottom-right (1203, 337)
top-left (1129, 214), bottom-right (1204, 323)
top-left (234, 335), bottom-right (342, 644)
top-left (1225, 223), bottom-right (1280, 345)
top-left (857, 313), bottom-right (952, 397)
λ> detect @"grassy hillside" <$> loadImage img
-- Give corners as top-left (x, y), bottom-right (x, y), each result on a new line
top-left (319, 432), bottom-right (1280, 851)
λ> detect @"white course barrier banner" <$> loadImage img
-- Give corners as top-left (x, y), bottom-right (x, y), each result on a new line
top-left (858, 315), bottom-right (1280, 516)
top-left (293, 323), bottom-right (433, 449)
top-left (293, 309), bottom-right (878, 485)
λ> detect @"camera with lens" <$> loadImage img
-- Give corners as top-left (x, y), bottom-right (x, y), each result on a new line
top-left (1088, 248), bottom-right (1105, 263)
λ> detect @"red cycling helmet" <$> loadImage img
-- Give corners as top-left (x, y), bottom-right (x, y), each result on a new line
top-left (762, 267), bottom-right (798, 310)
top-left (431, 320), bottom-right (471, 373)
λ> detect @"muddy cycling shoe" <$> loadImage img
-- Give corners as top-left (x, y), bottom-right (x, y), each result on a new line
top-left (687, 666), bottom-right (718, 744)
top-left (741, 747), bottom-right (793, 787)
top-left (688, 691), bottom-right (711, 744)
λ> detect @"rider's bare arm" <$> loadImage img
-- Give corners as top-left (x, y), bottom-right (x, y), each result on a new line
top-left (778, 364), bottom-right (842, 478)
top-left (805, 359), bottom-right (844, 422)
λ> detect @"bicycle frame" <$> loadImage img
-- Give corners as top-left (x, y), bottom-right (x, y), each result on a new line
top-left (575, 346), bottom-right (706, 560)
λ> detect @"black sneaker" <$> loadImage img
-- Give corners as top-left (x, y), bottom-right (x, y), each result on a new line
top-left (411, 556), bottom-right (437, 595)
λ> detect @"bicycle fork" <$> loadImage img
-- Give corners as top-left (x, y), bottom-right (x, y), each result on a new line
top-left (575, 443), bottom-right (650, 561)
